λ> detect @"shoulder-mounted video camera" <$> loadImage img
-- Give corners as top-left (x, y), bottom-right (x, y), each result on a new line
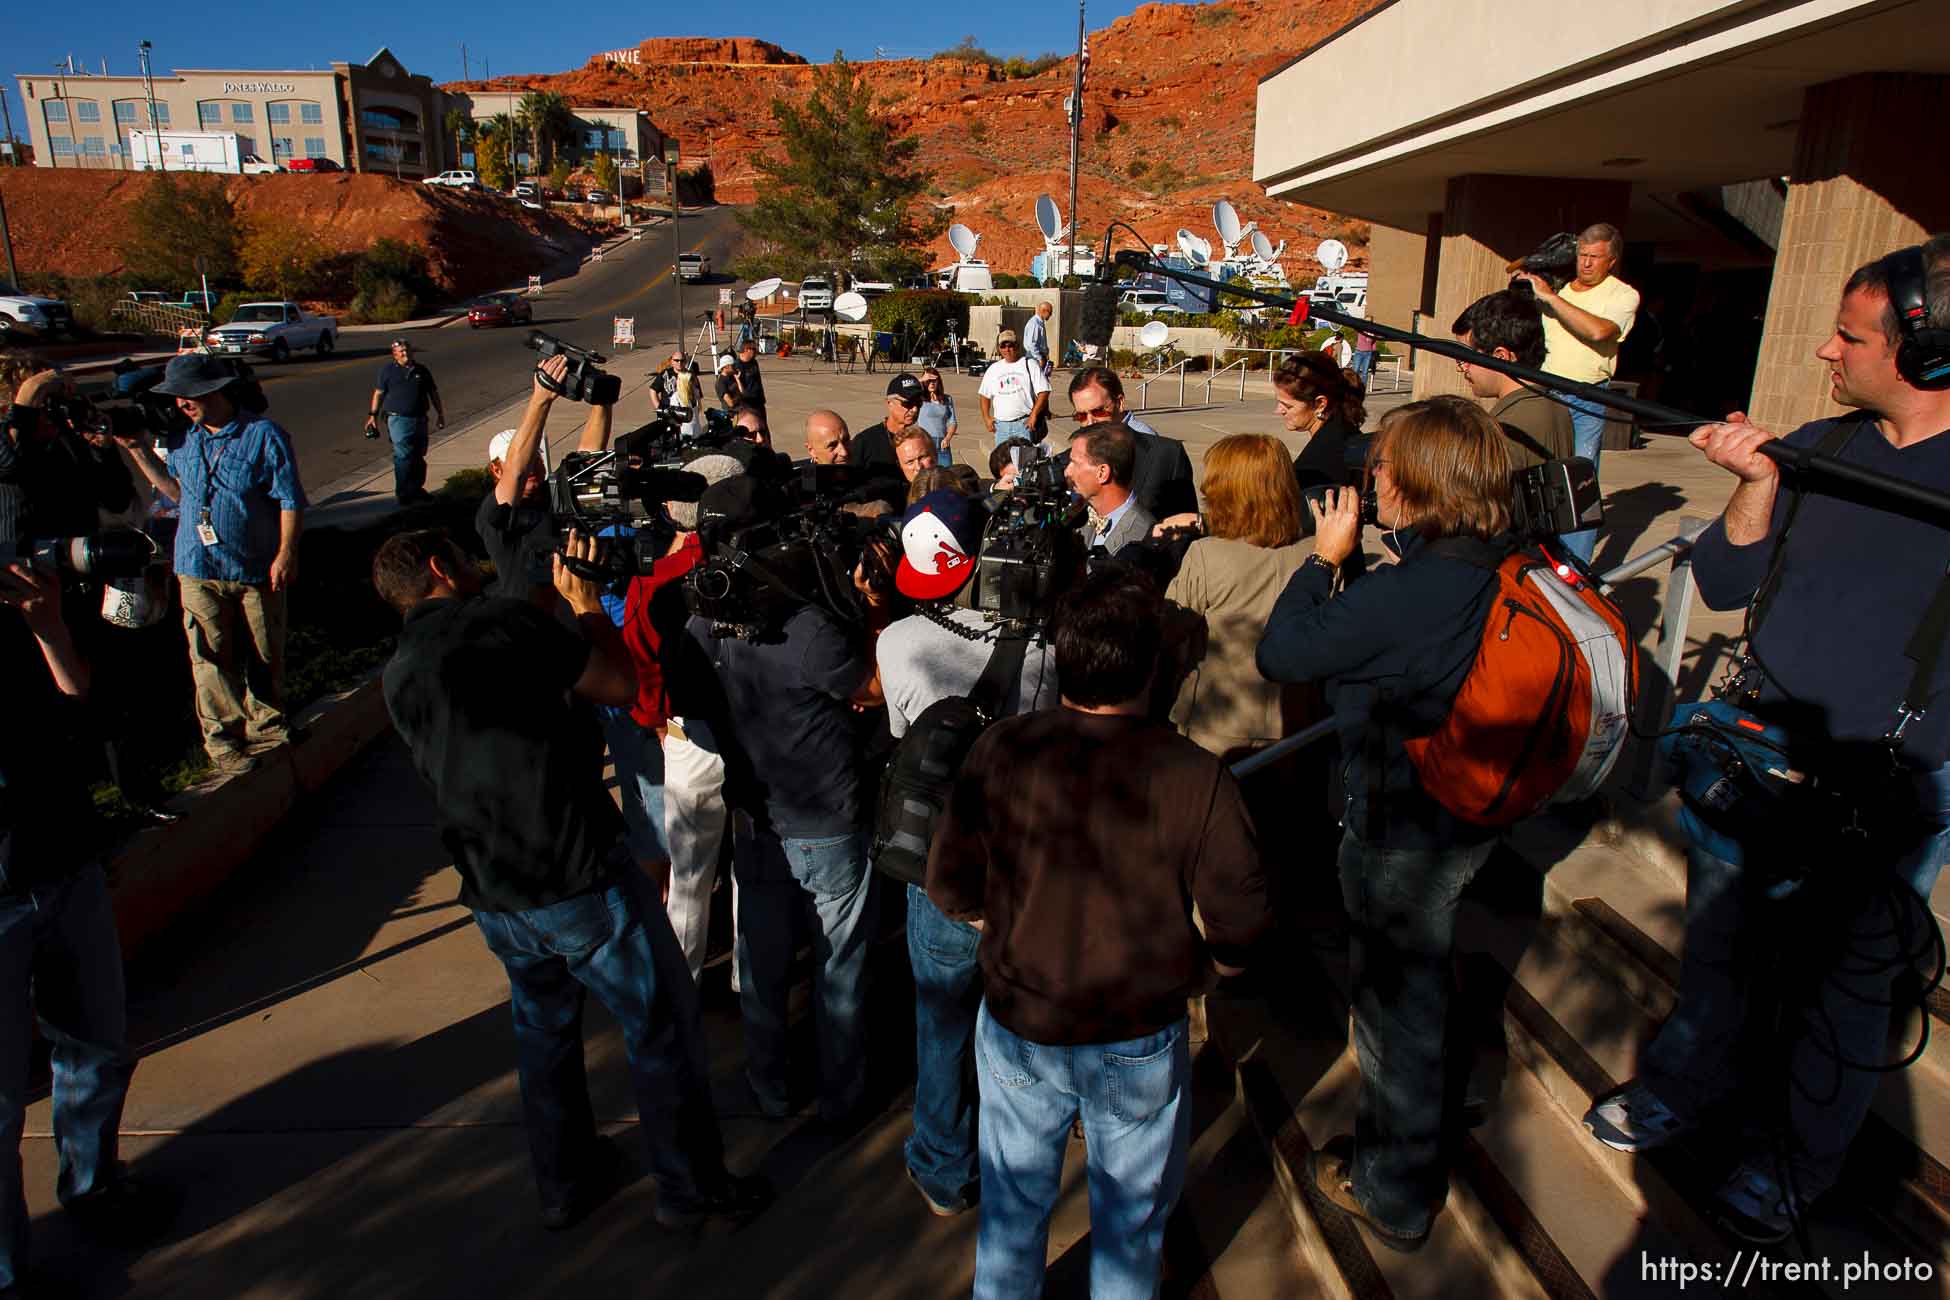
top-left (1505, 233), bottom-right (1579, 300)
top-left (527, 331), bottom-right (622, 406)
top-left (976, 444), bottom-right (1084, 627)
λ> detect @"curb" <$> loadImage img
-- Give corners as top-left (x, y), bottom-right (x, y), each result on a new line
top-left (106, 669), bottom-right (393, 960)
top-left (61, 314), bottom-right (470, 377)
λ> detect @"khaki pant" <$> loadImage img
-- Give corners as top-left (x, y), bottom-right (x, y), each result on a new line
top-left (179, 576), bottom-right (287, 765)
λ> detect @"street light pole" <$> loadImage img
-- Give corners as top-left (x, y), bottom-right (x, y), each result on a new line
top-left (665, 138), bottom-right (682, 358)
top-left (139, 40), bottom-right (164, 172)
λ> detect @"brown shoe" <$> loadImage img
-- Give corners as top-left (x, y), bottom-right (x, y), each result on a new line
top-left (1307, 1139), bottom-right (1430, 1252)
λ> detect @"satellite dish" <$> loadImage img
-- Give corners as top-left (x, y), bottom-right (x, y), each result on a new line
top-left (1317, 239), bottom-right (1350, 274)
top-left (832, 291), bottom-right (869, 323)
top-left (1137, 320), bottom-right (1172, 349)
top-left (746, 276), bottom-right (783, 301)
top-left (1213, 199), bottom-right (1242, 247)
top-left (949, 223), bottom-right (979, 261)
top-left (1175, 229), bottom-right (1211, 268)
top-left (1035, 195), bottom-right (1061, 242)
top-left (1250, 230), bottom-right (1274, 261)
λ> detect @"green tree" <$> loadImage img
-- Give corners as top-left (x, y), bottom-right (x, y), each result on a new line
top-left (518, 91), bottom-right (575, 171)
top-left (239, 216), bottom-right (328, 300)
top-left (737, 54), bottom-right (945, 282)
top-left (444, 108), bottom-right (475, 169)
top-left (476, 128), bottom-right (511, 191)
top-left (120, 172), bottom-right (240, 288)
top-left (591, 152), bottom-right (618, 195)
top-left (548, 159), bottom-right (572, 192)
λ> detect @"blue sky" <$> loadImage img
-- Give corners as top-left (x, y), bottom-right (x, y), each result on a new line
top-left (3, 0), bottom-right (1124, 119)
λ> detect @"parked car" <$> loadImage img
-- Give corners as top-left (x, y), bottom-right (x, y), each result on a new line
top-left (204, 301), bottom-right (338, 361)
top-left (512, 182), bottom-right (539, 201)
top-left (424, 170), bottom-right (479, 189)
top-left (798, 276), bottom-right (834, 312)
top-left (1120, 289), bottom-right (1184, 318)
top-left (126, 291), bottom-right (169, 305)
top-left (241, 155), bottom-right (281, 175)
top-left (585, 188), bottom-right (612, 205)
top-left (284, 157), bottom-right (342, 173)
top-left (467, 291), bottom-right (534, 329)
top-left (0, 282), bottom-right (73, 337)
top-left (678, 252), bottom-right (710, 282)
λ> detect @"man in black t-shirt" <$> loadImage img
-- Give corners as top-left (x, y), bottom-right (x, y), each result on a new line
top-left (366, 339), bottom-right (447, 506)
top-left (851, 372), bottom-right (926, 473)
top-left (477, 354), bottom-right (614, 607)
top-left (732, 339), bottom-right (766, 414)
top-left (714, 355), bottom-right (740, 412)
top-left (375, 527), bottom-right (768, 1232)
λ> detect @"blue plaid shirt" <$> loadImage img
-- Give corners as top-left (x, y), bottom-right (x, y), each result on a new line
top-left (166, 414), bottom-right (307, 582)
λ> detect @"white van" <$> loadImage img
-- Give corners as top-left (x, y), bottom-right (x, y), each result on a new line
top-left (799, 276), bottom-right (834, 312)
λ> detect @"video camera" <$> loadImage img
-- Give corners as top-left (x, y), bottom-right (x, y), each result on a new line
top-left (546, 407), bottom-right (717, 583)
top-left (527, 331), bottom-right (623, 406)
top-left (0, 529), bottom-right (157, 581)
top-left (1329, 433), bottom-right (1601, 540)
top-left (1506, 233), bottom-right (1579, 300)
top-left (976, 444), bottom-right (1084, 626)
top-left (684, 464), bottom-right (897, 641)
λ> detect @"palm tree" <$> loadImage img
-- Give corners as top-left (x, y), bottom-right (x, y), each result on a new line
top-left (443, 108), bottom-right (472, 168)
top-left (518, 90), bottom-right (576, 172)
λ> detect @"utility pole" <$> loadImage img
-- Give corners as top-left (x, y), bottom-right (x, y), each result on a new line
top-left (0, 85), bottom-right (18, 167)
top-left (666, 138), bottom-right (683, 357)
top-left (461, 42), bottom-right (469, 83)
top-left (0, 187), bottom-right (20, 286)
top-left (139, 40), bottom-right (164, 172)
top-left (1064, 0), bottom-right (1085, 282)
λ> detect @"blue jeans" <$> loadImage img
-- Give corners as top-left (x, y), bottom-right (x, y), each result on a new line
top-left (905, 883), bottom-right (982, 1206)
top-left (1337, 830), bottom-right (1496, 1238)
top-left (0, 865), bottom-right (134, 1291)
top-left (1559, 393), bottom-right (1608, 563)
top-left (733, 821), bottom-right (877, 1122)
top-left (1351, 349), bottom-right (1377, 382)
top-left (1640, 762), bottom-right (1950, 1198)
top-left (471, 875), bottom-right (725, 1210)
top-left (993, 418), bottom-right (1034, 448)
top-left (387, 413), bottom-right (430, 502)
top-left (598, 709), bottom-right (669, 864)
top-left (974, 1004), bottom-right (1191, 1300)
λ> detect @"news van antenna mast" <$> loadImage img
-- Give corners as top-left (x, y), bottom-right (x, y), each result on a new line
top-left (1065, 0), bottom-right (1085, 282)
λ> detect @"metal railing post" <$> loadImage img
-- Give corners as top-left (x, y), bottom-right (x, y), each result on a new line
top-left (1604, 517), bottom-right (1709, 800)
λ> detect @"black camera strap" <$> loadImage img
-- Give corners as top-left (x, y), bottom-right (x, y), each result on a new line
top-left (968, 625), bottom-right (1031, 722)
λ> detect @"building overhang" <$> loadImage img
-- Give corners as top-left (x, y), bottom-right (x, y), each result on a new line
top-left (1254, 0), bottom-right (1950, 231)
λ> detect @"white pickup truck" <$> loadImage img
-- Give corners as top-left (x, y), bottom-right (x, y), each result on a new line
top-left (678, 252), bottom-right (710, 281)
top-left (0, 282), bottom-right (74, 337)
top-left (204, 302), bottom-right (338, 361)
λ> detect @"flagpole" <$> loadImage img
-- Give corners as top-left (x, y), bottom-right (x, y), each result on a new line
top-left (1064, 0), bottom-right (1085, 283)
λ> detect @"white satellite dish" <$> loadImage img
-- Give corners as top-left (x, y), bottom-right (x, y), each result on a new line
top-left (1035, 195), bottom-right (1061, 242)
top-left (1250, 230), bottom-right (1274, 261)
top-left (1137, 320), bottom-right (1171, 350)
top-left (832, 291), bottom-right (869, 323)
top-left (949, 223), bottom-right (980, 261)
top-left (1317, 239), bottom-right (1350, 274)
top-left (1213, 199), bottom-right (1242, 248)
top-left (746, 277), bottom-right (783, 301)
top-left (1175, 229), bottom-right (1211, 268)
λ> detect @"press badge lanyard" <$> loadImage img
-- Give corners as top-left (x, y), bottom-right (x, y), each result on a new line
top-left (194, 428), bottom-right (236, 547)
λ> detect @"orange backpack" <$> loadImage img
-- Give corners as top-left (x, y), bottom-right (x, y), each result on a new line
top-left (1404, 541), bottom-right (1637, 825)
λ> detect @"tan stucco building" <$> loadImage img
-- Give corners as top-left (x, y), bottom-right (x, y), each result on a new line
top-left (13, 47), bottom-right (450, 177)
top-left (1255, 0), bottom-right (1950, 431)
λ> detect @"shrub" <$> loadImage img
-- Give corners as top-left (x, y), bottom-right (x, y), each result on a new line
top-left (968, 119), bottom-right (988, 144)
top-left (121, 172), bottom-right (240, 289)
top-left (1127, 159), bottom-right (1149, 178)
top-left (240, 217), bottom-right (330, 301)
top-left (866, 289), bottom-right (969, 349)
top-left (677, 162), bottom-right (715, 205)
top-left (1157, 114), bottom-right (1183, 130)
top-left (347, 280), bottom-right (418, 325)
top-left (1145, 160), bottom-right (1186, 194)
top-left (1194, 4), bottom-right (1235, 24)
top-left (990, 272), bottom-right (1018, 289)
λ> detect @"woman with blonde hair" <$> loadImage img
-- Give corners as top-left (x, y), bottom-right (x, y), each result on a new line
top-left (1256, 395), bottom-right (1516, 1251)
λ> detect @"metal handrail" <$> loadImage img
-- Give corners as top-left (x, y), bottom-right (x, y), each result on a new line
top-left (1137, 357), bottom-right (1192, 410)
top-left (1224, 522), bottom-right (1713, 790)
top-left (1203, 356), bottom-right (1249, 404)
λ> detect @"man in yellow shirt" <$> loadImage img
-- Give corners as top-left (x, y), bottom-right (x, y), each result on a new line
top-left (1519, 222), bottom-right (1639, 564)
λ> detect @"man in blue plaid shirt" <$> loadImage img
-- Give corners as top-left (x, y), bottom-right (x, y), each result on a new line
top-left (127, 354), bottom-right (307, 775)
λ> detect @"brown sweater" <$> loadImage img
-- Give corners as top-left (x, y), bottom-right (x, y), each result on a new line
top-left (926, 708), bottom-right (1271, 1045)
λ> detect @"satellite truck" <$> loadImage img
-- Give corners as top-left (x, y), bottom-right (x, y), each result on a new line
top-left (1028, 195), bottom-right (1098, 283)
top-left (128, 129), bottom-right (279, 174)
top-left (933, 224), bottom-right (994, 292)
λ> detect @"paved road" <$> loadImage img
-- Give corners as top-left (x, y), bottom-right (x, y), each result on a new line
top-left (245, 205), bottom-right (748, 491)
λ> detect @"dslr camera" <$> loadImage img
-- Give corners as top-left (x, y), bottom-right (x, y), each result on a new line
top-left (976, 445), bottom-right (1084, 626)
top-left (527, 331), bottom-right (623, 406)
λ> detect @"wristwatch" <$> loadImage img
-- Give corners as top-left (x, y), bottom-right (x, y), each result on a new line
top-left (1304, 552), bottom-right (1339, 576)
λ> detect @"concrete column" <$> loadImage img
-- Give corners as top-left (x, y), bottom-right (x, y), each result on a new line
top-left (1748, 73), bottom-right (1950, 432)
top-left (1365, 222), bottom-right (1426, 335)
top-left (1414, 174), bottom-right (1631, 401)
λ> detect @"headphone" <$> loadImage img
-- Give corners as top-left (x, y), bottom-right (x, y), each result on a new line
top-left (1880, 245), bottom-right (1950, 390)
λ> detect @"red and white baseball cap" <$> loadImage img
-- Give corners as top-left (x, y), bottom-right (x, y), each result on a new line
top-left (895, 490), bottom-right (984, 601)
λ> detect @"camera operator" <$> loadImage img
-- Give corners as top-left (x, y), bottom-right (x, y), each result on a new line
top-left (1255, 395), bottom-right (1516, 1250)
top-left (1066, 367), bottom-right (1197, 521)
top-left (1064, 420), bottom-right (1153, 557)
top-left (1518, 221), bottom-right (1638, 564)
top-left (374, 527), bottom-right (768, 1232)
top-left (1581, 236), bottom-right (1950, 1245)
top-left (877, 486), bottom-right (1059, 1217)
top-left (1450, 289), bottom-right (1575, 469)
top-left (479, 353), bottom-right (613, 607)
top-left (1, 362), bottom-right (141, 556)
top-left (0, 562), bottom-right (173, 1294)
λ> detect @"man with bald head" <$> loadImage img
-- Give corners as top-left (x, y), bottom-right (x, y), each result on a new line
top-left (805, 411), bottom-right (852, 466)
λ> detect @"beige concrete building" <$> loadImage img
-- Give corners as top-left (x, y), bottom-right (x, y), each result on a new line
top-left (451, 97), bottom-right (666, 194)
top-left (1255, 0), bottom-right (1950, 431)
top-left (13, 47), bottom-right (450, 177)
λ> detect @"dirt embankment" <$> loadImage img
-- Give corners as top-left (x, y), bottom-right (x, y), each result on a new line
top-left (0, 169), bottom-right (604, 299)
top-left (450, 0), bottom-right (1382, 281)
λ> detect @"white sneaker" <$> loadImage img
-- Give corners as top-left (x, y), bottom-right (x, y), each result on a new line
top-left (1583, 1079), bottom-right (1690, 1152)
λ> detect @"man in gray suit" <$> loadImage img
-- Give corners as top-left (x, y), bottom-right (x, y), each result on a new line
top-left (1065, 422), bottom-right (1155, 557)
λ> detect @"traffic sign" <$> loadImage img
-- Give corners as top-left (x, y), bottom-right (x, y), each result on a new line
top-left (613, 317), bottom-right (635, 348)
top-left (526, 275), bottom-right (542, 295)
top-left (718, 288), bottom-right (734, 305)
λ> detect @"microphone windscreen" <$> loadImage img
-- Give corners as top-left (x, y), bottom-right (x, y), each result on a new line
top-left (642, 468), bottom-right (709, 502)
top-left (1079, 283), bottom-right (1121, 349)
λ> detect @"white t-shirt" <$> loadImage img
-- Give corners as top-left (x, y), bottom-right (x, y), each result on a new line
top-left (978, 357), bottom-right (1050, 423)
top-left (1542, 275), bottom-right (1640, 384)
top-left (878, 607), bottom-right (1059, 738)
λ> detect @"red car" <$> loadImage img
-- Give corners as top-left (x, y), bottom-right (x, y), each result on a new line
top-left (284, 157), bottom-right (343, 173)
top-left (468, 291), bottom-right (534, 329)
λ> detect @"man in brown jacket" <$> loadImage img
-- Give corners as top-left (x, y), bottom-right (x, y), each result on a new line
top-left (927, 567), bottom-right (1270, 1300)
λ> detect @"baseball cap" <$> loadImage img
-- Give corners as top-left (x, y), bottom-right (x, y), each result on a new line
top-left (667, 453), bottom-right (744, 531)
top-left (717, 353), bottom-right (736, 370)
top-left (896, 490), bottom-right (984, 601)
top-left (995, 329), bottom-right (1019, 345)
top-left (886, 373), bottom-right (925, 406)
top-left (487, 428), bottom-right (518, 463)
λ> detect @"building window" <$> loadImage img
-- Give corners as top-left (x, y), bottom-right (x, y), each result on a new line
top-left (153, 102), bottom-right (170, 125)
top-left (273, 137), bottom-right (293, 159)
top-left (45, 101), bottom-right (68, 124)
top-left (114, 101), bottom-right (138, 124)
top-left (268, 103), bottom-right (290, 125)
top-left (361, 106), bottom-right (417, 132)
top-left (50, 136), bottom-right (74, 156)
top-left (231, 103), bottom-right (253, 124)
top-left (199, 103), bottom-right (220, 127)
top-left (81, 136), bottom-right (106, 157)
top-left (237, 135), bottom-right (256, 157)
top-left (300, 102), bottom-right (323, 125)
top-left (303, 137), bottom-right (326, 157)
top-left (74, 101), bottom-right (100, 123)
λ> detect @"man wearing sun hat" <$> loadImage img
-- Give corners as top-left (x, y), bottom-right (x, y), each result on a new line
top-left (876, 487), bottom-right (1059, 1217)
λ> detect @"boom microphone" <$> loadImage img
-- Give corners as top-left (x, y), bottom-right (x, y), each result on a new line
top-left (1079, 281), bottom-right (1121, 349)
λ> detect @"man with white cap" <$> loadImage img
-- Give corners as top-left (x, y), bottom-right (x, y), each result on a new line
top-left (714, 354), bottom-right (740, 414)
top-left (876, 486), bottom-right (1058, 1217)
top-left (977, 331), bottom-right (1048, 447)
top-left (478, 353), bottom-right (614, 607)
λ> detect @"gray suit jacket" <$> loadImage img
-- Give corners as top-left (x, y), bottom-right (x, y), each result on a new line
top-left (1086, 499), bottom-right (1158, 557)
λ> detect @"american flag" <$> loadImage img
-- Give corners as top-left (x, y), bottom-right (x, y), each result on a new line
top-left (1080, 33), bottom-right (1090, 82)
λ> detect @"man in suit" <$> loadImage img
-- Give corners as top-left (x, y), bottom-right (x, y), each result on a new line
top-left (1065, 421), bottom-right (1154, 557)
top-left (1066, 367), bottom-right (1196, 521)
